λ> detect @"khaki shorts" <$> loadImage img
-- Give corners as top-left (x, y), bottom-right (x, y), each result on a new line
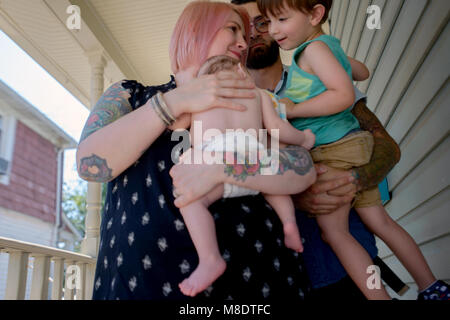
top-left (310, 130), bottom-right (381, 208)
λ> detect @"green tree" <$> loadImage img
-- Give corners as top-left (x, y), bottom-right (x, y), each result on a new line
top-left (62, 181), bottom-right (107, 252)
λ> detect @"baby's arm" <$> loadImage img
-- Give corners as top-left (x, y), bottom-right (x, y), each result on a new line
top-left (288, 41), bottom-right (355, 118)
top-left (347, 56), bottom-right (370, 81)
top-left (260, 90), bottom-right (315, 149)
top-left (168, 113), bottom-right (191, 131)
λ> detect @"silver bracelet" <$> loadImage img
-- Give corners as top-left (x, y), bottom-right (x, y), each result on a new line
top-left (155, 91), bottom-right (176, 124)
top-left (150, 95), bottom-right (171, 126)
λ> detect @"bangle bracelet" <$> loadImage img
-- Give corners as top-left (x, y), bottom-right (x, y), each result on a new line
top-left (152, 95), bottom-right (172, 126)
top-left (156, 91), bottom-right (176, 123)
top-left (150, 96), bottom-right (171, 126)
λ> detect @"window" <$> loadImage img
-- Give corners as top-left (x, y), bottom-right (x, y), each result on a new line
top-left (0, 114), bottom-right (17, 185)
top-left (0, 116), bottom-right (2, 149)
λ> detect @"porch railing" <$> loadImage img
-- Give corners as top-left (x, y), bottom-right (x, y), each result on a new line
top-left (0, 236), bottom-right (96, 300)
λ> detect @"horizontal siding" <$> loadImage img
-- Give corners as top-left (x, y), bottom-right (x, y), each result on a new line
top-left (0, 207), bottom-right (55, 300)
top-left (388, 83), bottom-right (449, 189)
top-left (331, 0), bottom-right (450, 299)
top-left (0, 121), bottom-right (58, 223)
top-left (355, 0), bottom-right (404, 93)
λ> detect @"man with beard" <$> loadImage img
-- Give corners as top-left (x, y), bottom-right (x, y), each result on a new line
top-left (232, 0), bottom-right (404, 300)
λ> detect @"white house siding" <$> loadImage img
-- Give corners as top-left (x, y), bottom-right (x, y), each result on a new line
top-left (330, 0), bottom-right (450, 299)
top-left (0, 207), bottom-right (56, 299)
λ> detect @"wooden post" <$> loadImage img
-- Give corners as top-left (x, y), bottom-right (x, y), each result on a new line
top-left (84, 263), bottom-right (96, 300)
top-left (5, 251), bottom-right (29, 300)
top-left (63, 260), bottom-right (75, 300)
top-left (80, 51), bottom-right (107, 299)
top-left (51, 258), bottom-right (64, 300)
top-left (75, 262), bottom-right (86, 300)
top-left (30, 254), bottom-right (51, 300)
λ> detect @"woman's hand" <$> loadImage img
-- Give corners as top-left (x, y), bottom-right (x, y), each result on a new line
top-left (163, 70), bottom-right (256, 117)
top-left (292, 164), bottom-right (357, 215)
top-left (169, 148), bottom-right (225, 208)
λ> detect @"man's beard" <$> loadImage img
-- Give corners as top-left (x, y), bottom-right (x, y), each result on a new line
top-left (246, 40), bottom-right (280, 70)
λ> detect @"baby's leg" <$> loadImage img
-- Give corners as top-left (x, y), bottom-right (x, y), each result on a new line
top-left (357, 205), bottom-right (436, 291)
top-left (316, 204), bottom-right (391, 300)
top-left (178, 184), bottom-right (226, 297)
top-left (264, 194), bottom-right (303, 252)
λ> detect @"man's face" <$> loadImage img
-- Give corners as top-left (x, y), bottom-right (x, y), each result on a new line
top-left (240, 2), bottom-right (280, 70)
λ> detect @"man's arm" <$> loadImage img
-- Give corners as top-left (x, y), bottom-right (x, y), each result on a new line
top-left (348, 56), bottom-right (370, 81)
top-left (350, 100), bottom-right (401, 191)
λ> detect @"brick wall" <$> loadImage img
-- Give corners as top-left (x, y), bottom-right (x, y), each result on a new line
top-left (0, 121), bottom-right (59, 223)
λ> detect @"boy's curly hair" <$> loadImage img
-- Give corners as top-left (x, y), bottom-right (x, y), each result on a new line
top-left (257, 0), bottom-right (333, 24)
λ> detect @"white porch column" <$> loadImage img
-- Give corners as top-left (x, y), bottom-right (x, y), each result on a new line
top-left (81, 51), bottom-right (107, 299)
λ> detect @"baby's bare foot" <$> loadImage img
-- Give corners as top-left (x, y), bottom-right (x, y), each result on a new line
top-left (179, 256), bottom-right (226, 297)
top-left (284, 222), bottom-right (303, 252)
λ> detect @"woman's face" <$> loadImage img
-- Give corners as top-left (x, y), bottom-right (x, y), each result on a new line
top-left (206, 11), bottom-right (247, 61)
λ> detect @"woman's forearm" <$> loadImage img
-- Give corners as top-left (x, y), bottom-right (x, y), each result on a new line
top-left (351, 101), bottom-right (401, 191)
top-left (77, 81), bottom-right (167, 182)
top-left (222, 145), bottom-right (317, 195)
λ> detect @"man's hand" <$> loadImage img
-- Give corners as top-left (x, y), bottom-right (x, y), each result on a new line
top-left (292, 164), bottom-right (356, 215)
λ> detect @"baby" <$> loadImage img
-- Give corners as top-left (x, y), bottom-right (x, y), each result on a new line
top-left (177, 55), bottom-right (315, 297)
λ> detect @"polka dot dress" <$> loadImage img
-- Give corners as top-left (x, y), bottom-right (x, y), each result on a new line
top-left (92, 79), bottom-right (311, 300)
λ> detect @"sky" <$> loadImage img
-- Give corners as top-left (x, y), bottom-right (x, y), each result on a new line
top-left (0, 30), bottom-right (89, 187)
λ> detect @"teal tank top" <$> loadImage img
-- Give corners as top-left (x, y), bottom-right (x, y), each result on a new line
top-left (283, 35), bottom-right (360, 147)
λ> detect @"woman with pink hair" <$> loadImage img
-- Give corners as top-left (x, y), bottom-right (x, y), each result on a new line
top-left (77, 1), bottom-right (314, 300)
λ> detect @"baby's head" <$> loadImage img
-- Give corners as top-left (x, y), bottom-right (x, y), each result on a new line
top-left (197, 55), bottom-right (244, 77)
top-left (257, 0), bottom-right (332, 49)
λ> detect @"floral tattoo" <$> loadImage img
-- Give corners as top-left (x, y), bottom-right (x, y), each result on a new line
top-left (224, 146), bottom-right (313, 182)
top-left (79, 81), bottom-right (133, 143)
top-left (79, 154), bottom-right (113, 182)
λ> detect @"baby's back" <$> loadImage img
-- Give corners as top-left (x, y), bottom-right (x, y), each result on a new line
top-left (190, 90), bottom-right (263, 146)
top-left (191, 55), bottom-right (265, 146)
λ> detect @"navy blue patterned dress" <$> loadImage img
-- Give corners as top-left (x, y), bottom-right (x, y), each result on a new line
top-left (92, 78), bottom-right (311, 300)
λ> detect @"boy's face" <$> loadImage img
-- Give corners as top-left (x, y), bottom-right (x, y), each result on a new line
top-left (265, 3), bottom-right (313, 50)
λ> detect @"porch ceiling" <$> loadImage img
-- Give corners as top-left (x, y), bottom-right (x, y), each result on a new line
top-left (0, 0), bottom-right (231, 110)
top-left (0, 0), bottom-right (296, 112)
top-left (77, 0), bottom-right (195, 84)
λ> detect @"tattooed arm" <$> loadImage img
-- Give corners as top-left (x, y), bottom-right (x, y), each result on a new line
top-left (76, 81), bottom-right (168, 182)
top-left (351, 100), bottom-right (401, 191)
top-left (77, 72), bottom-right (256, 182)
top-left (170, 145), bottom-right (316, 208)
top-left (292, 101), bottom-right (401, 214)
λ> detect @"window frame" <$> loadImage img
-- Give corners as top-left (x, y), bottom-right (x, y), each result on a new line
top-left (0, 113), bottom-right (17, 185)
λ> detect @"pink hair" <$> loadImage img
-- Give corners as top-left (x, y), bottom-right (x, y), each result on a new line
top-left (169, 1), bottom-right (250, 73)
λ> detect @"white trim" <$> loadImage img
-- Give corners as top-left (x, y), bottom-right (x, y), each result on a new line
top-left (0, 80), bottom-right (77, 149)
top-left (0, 114), bottom-right (17, 185)
top-left (62, 213), bottom-right (83, 241)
